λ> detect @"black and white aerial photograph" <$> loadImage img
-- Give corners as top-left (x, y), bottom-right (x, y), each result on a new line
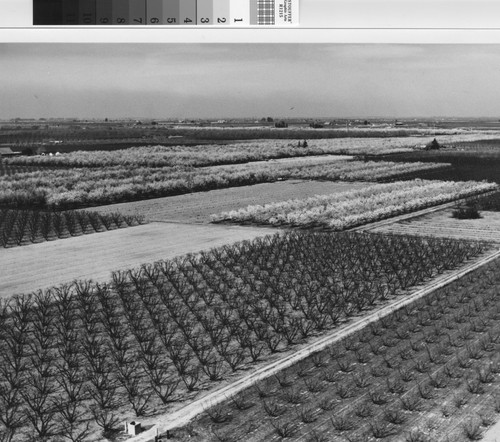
top-left (3, 42), bottom-right (500, 442)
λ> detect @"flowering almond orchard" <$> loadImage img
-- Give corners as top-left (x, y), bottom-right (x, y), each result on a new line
top-left (212, 179), bottom-right (497, 229)
top-left (0, 159), bottom-right (449, 210)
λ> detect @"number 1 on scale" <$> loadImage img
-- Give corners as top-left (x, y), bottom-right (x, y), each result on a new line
top-left (229, 0), bottom-right (249, 25)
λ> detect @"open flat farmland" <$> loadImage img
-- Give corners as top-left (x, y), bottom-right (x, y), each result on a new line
top-left (3, 129), bottom-right (500, 442)
top-left (485, 420), bottom-right (500, 441)
top-left (4, 133), bottom-right (497, 169)
top-left (240, 154), bottom-right (353, 166)
top-left (0, 157), bottom-right (446, 210)
top-left (291, 133), bottom-right (500, 153)
top-left (0, 208), bottom-right (144, 249)
top-left (0, 230), bottom-right (489, 442)
top-left (127, 248), bottom-right (500, 442)
top-left (213, 180), bottom-right (497, 230)
top-left (2, 146), bottom-right (355, 169)
top-left (167, 253), bottom-right (500, 442)
top-left (0, 222), bottom-right (272, 296)
top-left (366, 208), bottom-right (500, 243)
top-left (90, 180), bottom-right (369, 224)
top-left (160, 129), bottom-right (500, 147)
top-left (369, 140), bottom-right (500, 185)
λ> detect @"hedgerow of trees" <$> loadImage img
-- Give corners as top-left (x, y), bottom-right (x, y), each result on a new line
top-left (0, 209), bottom-right (145, 248)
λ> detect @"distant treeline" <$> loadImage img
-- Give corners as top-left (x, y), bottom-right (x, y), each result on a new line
top-left (165, 128), bottom-right (428, 140)
top-left (0, 125), bottom-right (439, 152)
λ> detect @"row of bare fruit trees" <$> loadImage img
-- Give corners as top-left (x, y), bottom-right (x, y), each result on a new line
top-left (0, 231), bottom-right (487, 440)
top-left (0, 209), bottom-right (144, 248)
top-left (185, 258), bottom-right (500, 442)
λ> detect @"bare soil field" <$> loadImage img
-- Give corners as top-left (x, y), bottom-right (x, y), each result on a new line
top-left (365, 208), bottom-right (500, 243)
top-left (240, 153), bottom-right (354, 166)
top-left (89, 180), bottom-right (369, 224)
top-left (300, 133), bottom-right (500, 151)
top-left (0, 222), bottom-right (273, 296)
top-left (485, 421), bottom-right (500, 441)
top-left (169, 127), bottom-right (500, 142)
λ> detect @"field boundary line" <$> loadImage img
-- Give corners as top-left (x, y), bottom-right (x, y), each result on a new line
top-left (129, 247), bottom-right (500, 442)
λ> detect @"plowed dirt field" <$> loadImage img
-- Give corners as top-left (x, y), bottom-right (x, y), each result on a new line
top-left (1, 180), bottom-right (371, 297)
top-left (0, 222), bottom-right (274, 297)
top-left (366, 208), bottom-right (500, 243)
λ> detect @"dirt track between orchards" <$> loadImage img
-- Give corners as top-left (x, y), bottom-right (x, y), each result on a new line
top-left (0, 222), bottom-right (275, 297)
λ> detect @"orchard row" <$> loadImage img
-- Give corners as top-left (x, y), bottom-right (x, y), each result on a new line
top-left (0, 231), bottom-right (487, 440)
top-left (179, 257), bottom-right (500, 441)
top-left (0, 208), bottom-right (145, 248)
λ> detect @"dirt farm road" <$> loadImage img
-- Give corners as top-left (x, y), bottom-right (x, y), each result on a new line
top-left (0, 222), bottom-right (275, 297)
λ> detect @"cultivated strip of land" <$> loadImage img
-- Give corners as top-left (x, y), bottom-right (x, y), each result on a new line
top-left (366, 209), bottom-right (500, 243)
top-left (90, 180), bottom-right (369, 224)
top-left (350, 200), bottom-right (460, 232)
top-left (0, 222), bottom-right (274, 297)
top-left (238, 154), bottom-right (354, 167)
top-left (129, 248), bottom-right (500, 442)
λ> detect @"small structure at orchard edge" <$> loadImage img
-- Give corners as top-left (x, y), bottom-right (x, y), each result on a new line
top-left (126, 421), bottom-right (142, 435)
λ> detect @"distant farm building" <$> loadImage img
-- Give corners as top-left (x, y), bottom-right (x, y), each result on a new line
top-left (0, 147), bottom-right (20, 157)
top-left (309, 122), bottom-right (324, 129)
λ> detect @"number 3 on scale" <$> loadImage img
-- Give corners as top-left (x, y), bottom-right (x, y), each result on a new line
top-left (200, 17), bottom-right (210, 23)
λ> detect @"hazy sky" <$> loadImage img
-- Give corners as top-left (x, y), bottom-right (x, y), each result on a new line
top-left (1, 43), bottom-right (500, 119)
